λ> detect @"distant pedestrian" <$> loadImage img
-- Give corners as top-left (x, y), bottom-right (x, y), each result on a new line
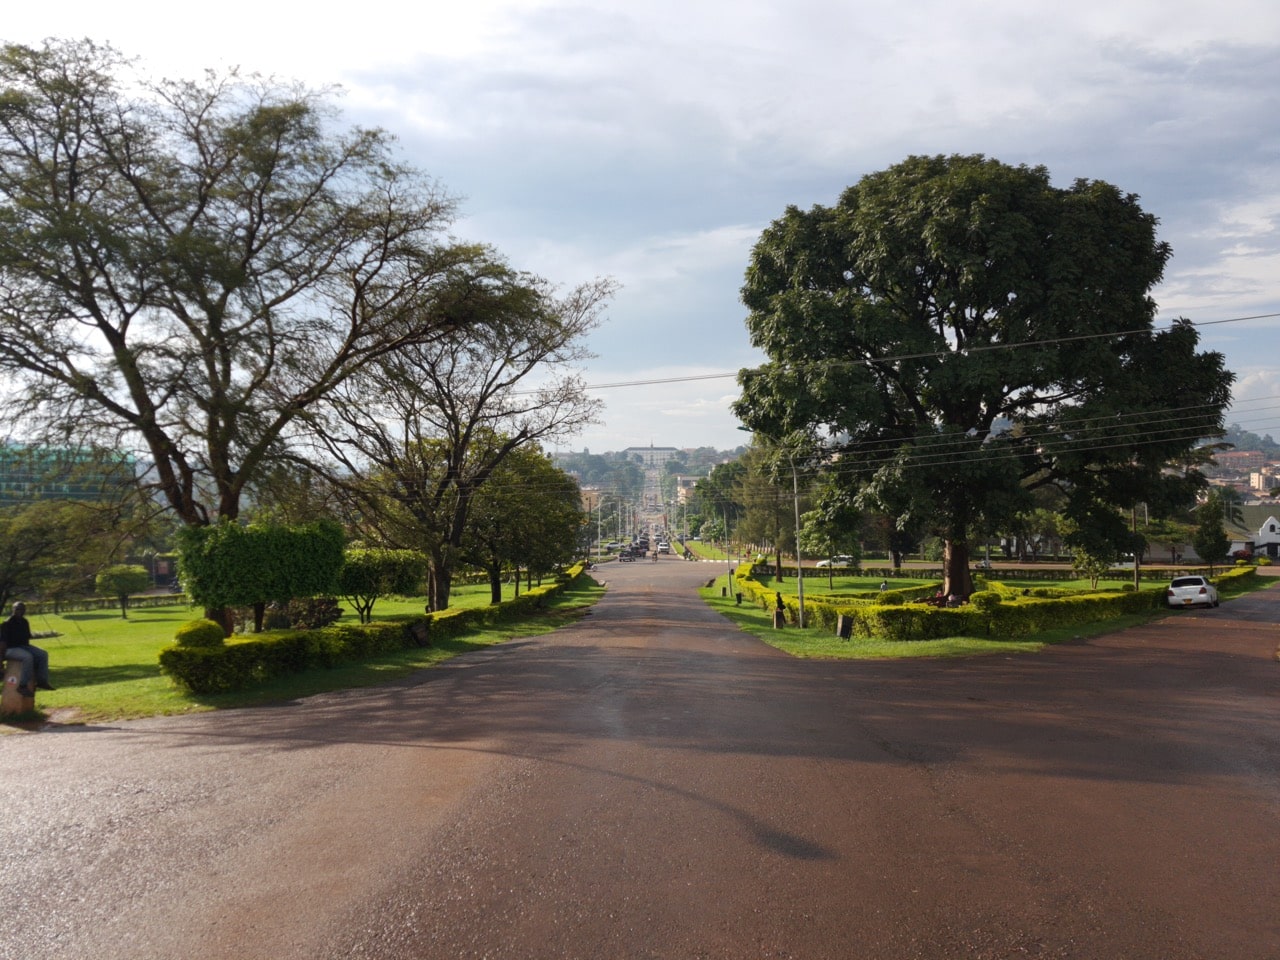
top-left (879, 580), bottom-right (888, 591)
top-left (775, 591), bottom-right (784, 613)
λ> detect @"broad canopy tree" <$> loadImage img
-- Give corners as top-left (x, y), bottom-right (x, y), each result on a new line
top-left (311, 265), bottom-right (610, 611)
top-left (0, 39), bottom-right (490, 531)
top-left (463, 445), bottom-right (585, 604)
top-left (735, 155), bottom-right (1233, 596)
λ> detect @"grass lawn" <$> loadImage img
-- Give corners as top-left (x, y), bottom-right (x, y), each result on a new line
top-left (682, 540), bottom-right (730, 561)
top-left (5, 577), bottom-right (606, 726)
top-left (796, 574), bottom-right (938, 596)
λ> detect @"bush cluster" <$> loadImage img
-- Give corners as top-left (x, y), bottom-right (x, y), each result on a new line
top-left (159, 565), bottom-right (584, 694)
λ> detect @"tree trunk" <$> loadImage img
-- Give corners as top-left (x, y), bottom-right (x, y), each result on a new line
top-left (942, 540), bottom-right (973, 597)
top-left (488, 564), bottom-right (502, 605)
top-left (205, 606), bottom-right (234, 637)
top-left (426, 563), bottom-right (453, 612)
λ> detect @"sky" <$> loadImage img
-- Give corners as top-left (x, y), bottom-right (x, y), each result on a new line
top-left (6, 1), bottom-right (1280, 453)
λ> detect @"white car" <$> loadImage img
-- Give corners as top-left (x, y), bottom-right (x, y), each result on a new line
top-left (1166, 575), bottom-right (1219, 609)
top-left (814, 556), bottom-right (854, 568)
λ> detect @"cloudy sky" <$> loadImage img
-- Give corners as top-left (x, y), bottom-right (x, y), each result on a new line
top-left (7, 1), bottom-right (1280, 452)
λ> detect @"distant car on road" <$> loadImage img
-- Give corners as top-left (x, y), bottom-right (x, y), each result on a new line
top-left (618, 551), bottom-right (636, 562)
top-left (1166, 575), bottom-right (1219, 609)
top-left (814, 556), bottom-right (855, 568)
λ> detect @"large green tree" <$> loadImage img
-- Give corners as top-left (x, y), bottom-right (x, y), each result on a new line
top-left (0, 39), bottom-right (485, 530)
top-left (313, 267), bottom-right (608, 611)
top-left (463, 446), bottom-right (585, 603)
top-left (734, 154), bottom-right (1233, 596)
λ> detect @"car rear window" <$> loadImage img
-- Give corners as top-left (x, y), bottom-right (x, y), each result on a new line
top-left (1170, 577), bottom-right (1206, 588)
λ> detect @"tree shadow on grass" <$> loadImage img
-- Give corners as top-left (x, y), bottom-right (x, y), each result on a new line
top-left (53, 663), bottom-right (165, 687)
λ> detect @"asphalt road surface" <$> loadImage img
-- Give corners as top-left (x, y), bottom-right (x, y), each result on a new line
top-left (3, 560), bottom-right (1277, 960)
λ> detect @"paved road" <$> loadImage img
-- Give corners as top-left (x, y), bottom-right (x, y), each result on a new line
top-left (3, 560), bottom-right (1278, 959)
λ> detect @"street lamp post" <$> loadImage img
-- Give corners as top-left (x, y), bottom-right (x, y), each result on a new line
top-left (723, 507), bottom-right (733, 589)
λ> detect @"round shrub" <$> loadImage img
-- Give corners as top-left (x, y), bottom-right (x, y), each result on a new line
top-left (175, 618), bottom-right (227, 648)
top-left (1258, 556), bottom-right (1273, 566)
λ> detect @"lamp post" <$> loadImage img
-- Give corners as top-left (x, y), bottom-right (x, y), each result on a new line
top-left (596, 495), bottom-right (603, 563)
top-left (723, 506), bottom-right (733, 588)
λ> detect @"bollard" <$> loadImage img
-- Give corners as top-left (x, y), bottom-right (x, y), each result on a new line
top-left (1, 660), bottom-right (36, 716)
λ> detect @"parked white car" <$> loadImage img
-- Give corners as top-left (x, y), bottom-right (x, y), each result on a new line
top-left (1166, 575), bottom-right (1219, 609)
top-left (814, 556), bottom-right (855, 568)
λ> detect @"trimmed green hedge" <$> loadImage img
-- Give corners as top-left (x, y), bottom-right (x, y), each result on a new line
top-left (159, 564), bottom-right (585, 694)
top-left (734, 564), bottom-right (1259, 643)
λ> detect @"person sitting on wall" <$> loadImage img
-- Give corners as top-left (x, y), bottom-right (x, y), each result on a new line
top-left (0, 602), bottom-right (54, 697)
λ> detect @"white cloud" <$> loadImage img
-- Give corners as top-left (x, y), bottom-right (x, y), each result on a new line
top-left (5, 0), bottom-right (1279, 453)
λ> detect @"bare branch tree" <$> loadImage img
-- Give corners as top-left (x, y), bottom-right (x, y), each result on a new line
top-left (305, 266), bottom-right (613, 609)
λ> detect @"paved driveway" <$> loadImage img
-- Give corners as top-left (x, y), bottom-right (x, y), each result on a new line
top-left (3, 561), bottom-right (1277, 959)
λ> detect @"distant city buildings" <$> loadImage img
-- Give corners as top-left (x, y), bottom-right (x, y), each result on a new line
top-left (0, 442), bottom-right (135, 506)
top-left (1204, 449), bottom-right (1280, 500)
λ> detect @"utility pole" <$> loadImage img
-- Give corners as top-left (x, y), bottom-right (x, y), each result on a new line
top-left (789, 452), bottom-right (805, 629)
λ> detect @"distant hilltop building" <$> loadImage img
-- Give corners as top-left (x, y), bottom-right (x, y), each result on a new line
top-left (622, 445), bottom-right (681, 469)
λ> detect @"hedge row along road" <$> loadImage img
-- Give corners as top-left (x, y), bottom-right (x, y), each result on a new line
top-left (3, 557), bottom-right (1278, 960)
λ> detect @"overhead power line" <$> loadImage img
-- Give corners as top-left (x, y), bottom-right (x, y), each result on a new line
top-left (577, 312), bottom-right (1278, 393)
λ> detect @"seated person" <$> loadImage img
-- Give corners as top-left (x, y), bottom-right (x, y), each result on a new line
top-left (1, 602), bottom-right (54, 697)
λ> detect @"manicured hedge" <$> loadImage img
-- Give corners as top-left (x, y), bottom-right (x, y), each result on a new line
top-left (733, 564), bottom-right (1259, 643)
top-left (160, 564), bottom-right (585, 694)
